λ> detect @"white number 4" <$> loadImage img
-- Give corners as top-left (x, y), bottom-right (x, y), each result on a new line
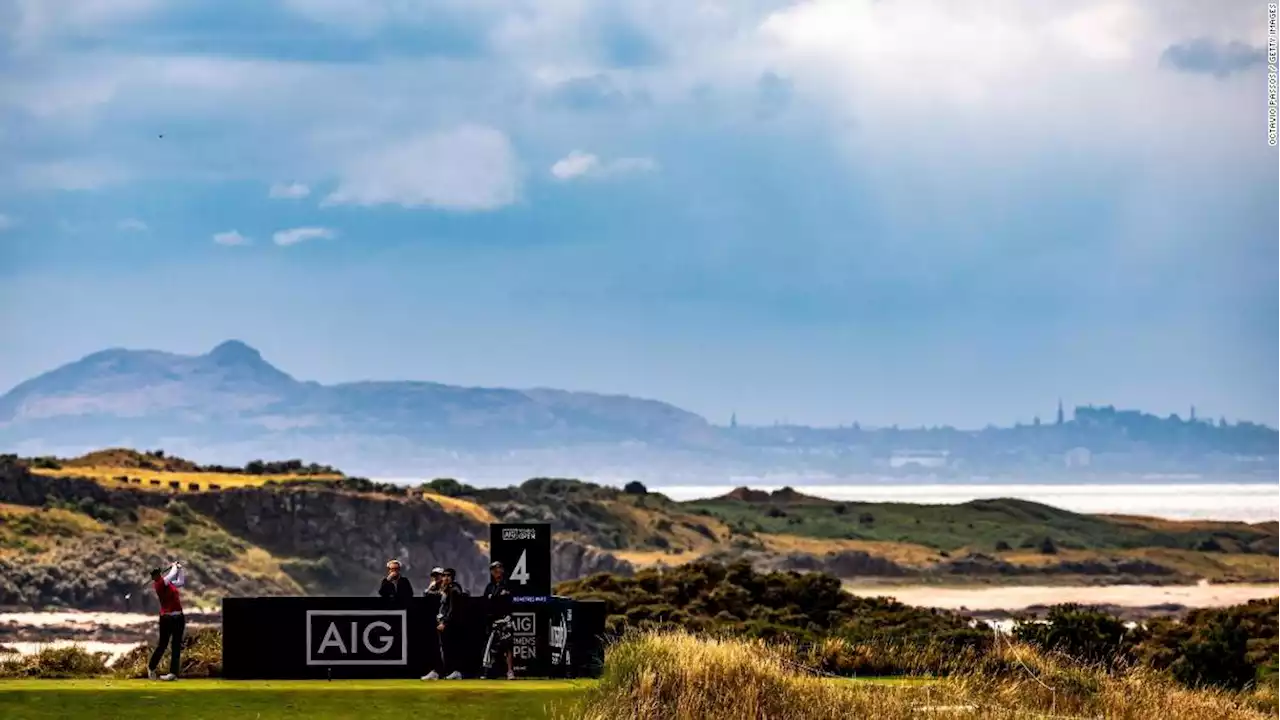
top-left (511, 550), bottom-right (530, 585)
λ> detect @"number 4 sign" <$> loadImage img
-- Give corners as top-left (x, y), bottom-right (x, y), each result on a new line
top-left (511, 550), bottom-right (530, 585)
top-left (490, 523), bottom-right (551, 597)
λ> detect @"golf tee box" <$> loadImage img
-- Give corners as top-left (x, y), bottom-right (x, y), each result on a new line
top-left (221, 522), bottom-right (605, 679)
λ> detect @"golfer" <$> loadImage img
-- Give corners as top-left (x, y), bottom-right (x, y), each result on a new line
top-left (147, 561), bottom-right (186, 681)
top-left (482, 561), bottom-right (516, 680)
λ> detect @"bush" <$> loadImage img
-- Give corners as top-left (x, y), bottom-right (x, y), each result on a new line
top-left (623, 481), bottom-right (648, 495)
top-left (1138, 598), bottom-right (1279, 691)
top-left (0, 645), bottom-right (110, 678)
top-left (424, 478), bottom-right (473, 497)
top-left (1014, 604), bottom-right (1134, 667)
top-left (114, 627), bottom-right (222, 678)
top-left (163, 516), bottom-right (188, 535)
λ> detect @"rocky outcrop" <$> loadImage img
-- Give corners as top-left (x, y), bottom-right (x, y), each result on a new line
top-left (552, 539), bottom-right (634, 581)
top-left (0, 534), bottom-right (300, 612)
top-left (182, 486), bottom-right (492, 594)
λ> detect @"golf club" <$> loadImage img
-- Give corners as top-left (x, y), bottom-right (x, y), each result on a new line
top-left (125, 561), bottom-right (183, 600)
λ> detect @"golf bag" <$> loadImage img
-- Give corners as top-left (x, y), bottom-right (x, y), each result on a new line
top-left (482, 615), bottom-right (515, 672)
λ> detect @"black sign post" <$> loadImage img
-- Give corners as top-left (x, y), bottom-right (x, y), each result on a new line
top-left (489, 523), bottom-right (552, 597)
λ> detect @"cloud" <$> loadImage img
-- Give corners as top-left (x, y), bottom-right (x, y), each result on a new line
top-left (7, 0), bottom-right (162, 51)
top-left (212, 230), bottom-right (251, 246)
top-left (550, 151), bottom-right (600, 180)
top-left (324, 126), bottom-right (519, 211)
top-left (756, 71), bottom-right (793, 120)
top-left (272, 226), bottom-right (336, 246)
top-left (269, 182), bottom-right (311, 199)
top-left (540, 74), bottom-right (645, 111)
top-left (17, 160), bottom-right (128, 191)
top-left (1160, 38), bottom-right (1267, 78)
top-left (0, 214), bottom-right (14, 231)
top-left (550, 151), bottom-right (658, 181)
top-left (117, 218), bottom-right (148, 232)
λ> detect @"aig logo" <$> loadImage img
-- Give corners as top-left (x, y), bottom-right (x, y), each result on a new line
top-left (306, 610), bottom-right (407, 666)
top-left (511, 612), bottom-right (537, 662)
top-left (511, 612), bottom-right (536, 637)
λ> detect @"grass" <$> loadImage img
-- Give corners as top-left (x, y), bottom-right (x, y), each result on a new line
top-left (0, 679), bottom-right (593, 720)
top-left (418, 492), bottom-right (497, 525)
top-left (561, 631), bottom-right (1278, 720)
top-left (685, 494), bottom-right (1276, 555)
top-left (30, 466), bottom-right (341, 492)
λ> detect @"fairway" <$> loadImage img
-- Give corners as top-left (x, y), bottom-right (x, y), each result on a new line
top-left (0, 679), bottom-right (593, 720)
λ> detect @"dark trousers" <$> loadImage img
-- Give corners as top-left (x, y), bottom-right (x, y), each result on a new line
top-left (149, 613), bottom-right (185, 676)
top-left (437, 625), bottom-right (461, 676)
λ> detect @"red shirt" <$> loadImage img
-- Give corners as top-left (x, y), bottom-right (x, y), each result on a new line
top-left (154, 578), bottom-right (183, 615)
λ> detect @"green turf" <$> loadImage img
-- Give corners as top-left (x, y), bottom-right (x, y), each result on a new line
top-left (683, 495), bottom-right (1267, 552)
top-left (0, 679), bottom-right (593, 720)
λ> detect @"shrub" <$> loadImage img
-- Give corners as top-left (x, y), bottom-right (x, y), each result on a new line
top-left (424, 478), bottom-right (473, 497)
top-left (1014, 604), bottom-right (1134, 667)
top-left (0, 645), bottom-right (110, 678)
top-left (623, 481), bottom-right (648, 495)
top-left (114, 627), bottom-right (222, 678)
top-left (1138, 598), bottom-right (1279, 691)
top-left (163, 516), bottom-right (188, 535)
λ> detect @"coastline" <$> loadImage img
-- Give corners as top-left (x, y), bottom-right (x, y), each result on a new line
top-left (844, 581), bottom-right (1280, 614)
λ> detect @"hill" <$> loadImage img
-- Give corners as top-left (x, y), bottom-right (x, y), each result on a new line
top-left (2, 449), bottom-right (1272, 612)
top-left (0, 340), bottom-right (717, 461)
top-left (1, 341), bottom-right (1275, 478)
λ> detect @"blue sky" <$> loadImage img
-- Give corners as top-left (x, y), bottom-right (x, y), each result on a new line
top-left (0, 0), bottom-right (1275, 429)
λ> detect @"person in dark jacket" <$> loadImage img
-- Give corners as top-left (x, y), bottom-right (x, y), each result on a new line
top-left (378, 559), bottom-right (414, 603)
top-left (423, 567), bottom-right (444, 596)
top-left (433, 568), bottom-right (466, 679)
top-left (482, 561), bottom-right (516, 679)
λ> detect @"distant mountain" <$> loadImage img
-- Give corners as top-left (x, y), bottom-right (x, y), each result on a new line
top-left (0, 341), bottom-right (719, 459)
top-left (1, 341), bottom-right (1274, 479)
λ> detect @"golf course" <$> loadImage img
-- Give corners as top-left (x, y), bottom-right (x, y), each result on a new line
top-left (0, 679), bottom-right (595, 719)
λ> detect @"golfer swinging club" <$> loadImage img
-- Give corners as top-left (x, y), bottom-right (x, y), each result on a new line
top-left (147, 560), bottom-right (187, 681)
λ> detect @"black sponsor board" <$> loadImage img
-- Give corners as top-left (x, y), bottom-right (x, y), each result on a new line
top-left (489, 523), bottom-right (552, 597)
top-left (222, 595), bottom-right (604, 680)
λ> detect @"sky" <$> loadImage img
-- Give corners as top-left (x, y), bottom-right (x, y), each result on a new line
top-left (0, 0), bottom-right (1275, 429)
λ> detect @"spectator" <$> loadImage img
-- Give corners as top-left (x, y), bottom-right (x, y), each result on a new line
top-left (423, 567), bottom-right (444, 596)
top-left (378, 559), bottom-right (414, 603)
top-left (430, 568), bottom-right (466, 680)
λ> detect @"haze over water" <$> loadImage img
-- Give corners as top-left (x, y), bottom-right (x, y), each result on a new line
top-left (651, 482), bottom-right (1280, 523)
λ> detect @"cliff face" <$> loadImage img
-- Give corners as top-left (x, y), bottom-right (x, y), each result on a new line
top-left (182, 487), bottom-right (492, 594)
top-left (0, 461), bottom-right (632, 610)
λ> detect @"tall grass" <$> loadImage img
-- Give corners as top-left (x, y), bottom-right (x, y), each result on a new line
top-left (0, 628), bottom-right (223, 679)
top-left (560, 631), bottom-right (1277, 720)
